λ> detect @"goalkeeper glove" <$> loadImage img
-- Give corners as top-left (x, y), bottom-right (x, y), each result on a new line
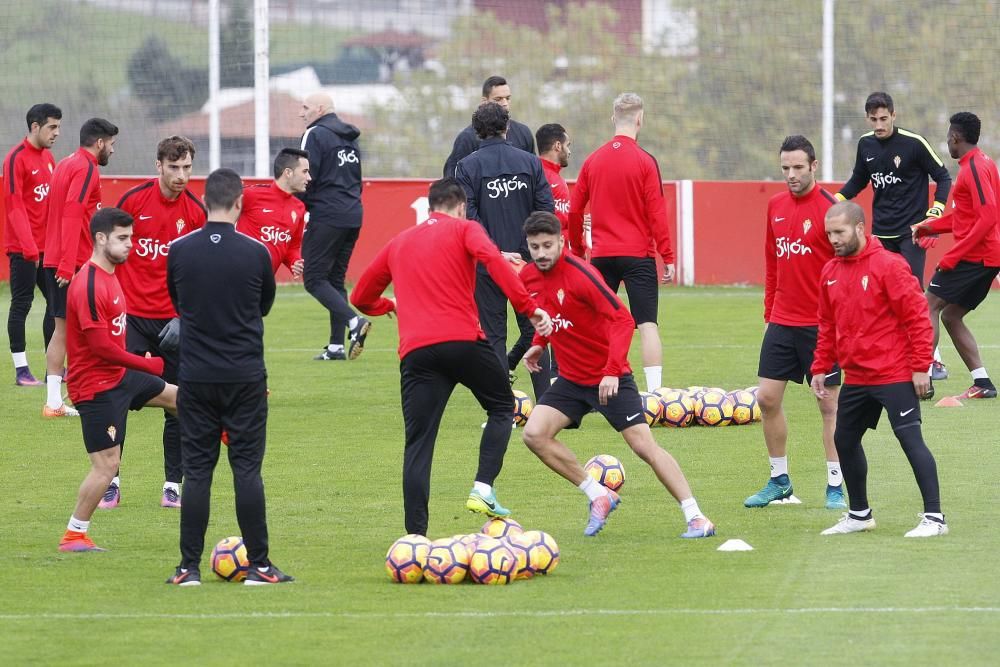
top-left (158, 317), bottom-right (181, 353)
top-left (916, 235), bottom-right (939, 250)
top-left (925, 201), bottom-right (945, 219)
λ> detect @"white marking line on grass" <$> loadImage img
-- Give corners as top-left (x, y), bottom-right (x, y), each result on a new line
top-left (3, 606), bottom-right (999, 621)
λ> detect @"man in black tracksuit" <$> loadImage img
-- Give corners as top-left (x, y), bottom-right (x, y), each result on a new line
top-left (298, 92), bottom-right (370, 362)
top-left (443, 75), bottom-right (535, 178)
top-left (455, 102), bottom-right (554, 401)
top-left (165, 168), bottom-right (291, 586)
top-left (836, 92), bottom-right (952, 379)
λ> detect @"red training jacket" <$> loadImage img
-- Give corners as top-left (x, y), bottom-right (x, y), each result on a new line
top-left (763, 185), bottom-right (837, 326)
top-left (237, 182), bottom-right (306, 274)
top-left (922, 146), bottom-right (1000, 269)
top-left (568, 135), bottom-right (673, 262)
top-left (66, 262), bottom-right (163, 404)
top-left (115, 179), bottom-right (207, 319)
top-left (350, 211), bottom-right (538, 359)
top-left (43, 148), bottom-right (102, 282)
top-left (811, 237), bottom-right (933, 385)
top-left (3, 138), bottom-right (56, 261)
top-left (541, 158), bottom-right (570, 234)
top-left (520, 253), bottom-right (635, 385)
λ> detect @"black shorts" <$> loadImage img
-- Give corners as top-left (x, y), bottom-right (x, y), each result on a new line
top-left (538, 374), bottom-right (645, 432)
top-left (927, 261), bottom-right (1000, 311)
top-left (127, 315), bottom-right (179, 383)
top-left (877, 234), bottom-right (926, 287)
top-left (758, 323), bottom-right (841, 385)
top-left (77, 369), bottom-right (166, 453)
top-left (837, 382), bottom-right (921, 432)
top-left (42, 267), bottom-right (68, 319)
top-left (591, 256), bottom-right (658, 326)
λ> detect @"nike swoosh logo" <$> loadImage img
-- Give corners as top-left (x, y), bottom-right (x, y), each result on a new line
top-left (626, 413), bottom-right (641, 422)
top-left (139, 215), bottom-right (153, 220)
top-left (866, 157), bottom-right (875, 162)
top-left (31, 169), bottom-right (39, 174)
top-left (255, 569), bottom-right (280, 583)
top-left (825, 371), bottom-right (838, 378)
top-left (929, 282), bottom-right (941, 287)
top-left (263, 208), bottom-right (274, 213)
top-left (113, 297), bottom-right (120, 304)
top-left (529, 292), bottom-right (538, 297)
top-left (900, 408), bottom-right (915, 417)
top-left (774, 217), bottom-right (785, 222)
top-left (826, 280), bottom-right (837, 285)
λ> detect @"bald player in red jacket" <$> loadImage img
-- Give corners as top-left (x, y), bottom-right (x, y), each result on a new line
top-left (351, 178), bottom-right (551, 537)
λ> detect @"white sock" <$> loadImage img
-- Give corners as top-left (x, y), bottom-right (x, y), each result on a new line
top-left (111, 476), bottom-right (121, 488)
top-left (933, 347), bottom-right (943, 363)
top-left (971, 367), bottom-right (988, 380)
top-left (769, 456), bottom-right (788, 478)
top-left (924, 512), bottom-right (945, 523)
top-left (579, 476), bottom-right (607, 501)
top-left (472, 481), bottom-right (491, 496)
top-left (928, 363), bottom-right (935, 375)
top-left (67, 516), bottom-right (90, 532)
top-left (327, 344), bottom-right (344, 353)
top-left (850, 508), bottom-right (871, 519)
top-left (679, 497), bottom-right (702, 523)
top-left (12, 352), bottom-right (28, 368)
top-left (163, 481), bottom-right (180, 493)
top-left (827, 461), bottom-right (842, 487)
top-left (348, 316), bottom-right (359, 329)
top-left (643, 366), bottom-right (662, 392)
top-left (46, 375), bottom-right (63, 408)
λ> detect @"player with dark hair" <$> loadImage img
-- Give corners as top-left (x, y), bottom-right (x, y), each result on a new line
top-left (112, 135), bottom-right (206, 509)
top-left (41, 117), bottom-right (119, 418)
top-left (568, 92), bottom-right (674, 393)
top-left (455, 102), bottom-right (555, 401)
top-left (745, 135), bottom-right (845, 510)
top-left (912, 111), bottom-right (1000, 399)
top-left (836, 91), bottom-right (952, 380)
top-left (59, 207), bottom-right (177, 552)
top-left (237, 147), bottom-right (310, 277)
top-left (298, 92), bottom-right (370, 362)
top-left (813, 201), bottom-right (946, 538)
top-left (4, 103), bottom-right (61, 386)
top-left (351, 178), bottom-right (551, 535)
top-left (519, 212), bottom-right (715, 538)
top-left (443, 75), bottom-right (535, 178)
top-left (166, 168), bottom-right (289, 586)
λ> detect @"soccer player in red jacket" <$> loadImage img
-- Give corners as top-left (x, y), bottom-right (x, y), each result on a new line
top-left (59, 208), bottom-right (177, 552)
top-left (237, 147), bottom-right (309, 277)
top-left (746, 135), bottom-right (845, 511)
top-left (912, 112), bottom-right (1000, 400)
top-left (4, 103), bottom-right (60, 386)
top-left (812, 201), bottom-right (946, 538)
top-left (519, 212), bottom-right (715, 539)
top-left (350, 178), bottom-right (552, 536)
top-left (568, 93), bottom-right (674, 393)
top-left (113, 136), bottom-right (206, 509)
top-left (41, 118), bottom-right (118, 418)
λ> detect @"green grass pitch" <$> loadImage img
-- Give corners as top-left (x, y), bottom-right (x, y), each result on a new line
top-left (3, 284), bottom-right (999, 665)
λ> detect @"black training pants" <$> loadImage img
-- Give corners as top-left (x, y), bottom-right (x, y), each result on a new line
top-left (302, 222), bottom-right (359, 347)
top-left (399, 340), bottom-right (513, 536)
top-left (7, 252), bottom-right (53, 354)
top-left (177, 380), bottom-right (271, 569)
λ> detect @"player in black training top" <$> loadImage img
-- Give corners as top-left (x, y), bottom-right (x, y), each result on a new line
top-left (836, 92), bottom-right (953, 380)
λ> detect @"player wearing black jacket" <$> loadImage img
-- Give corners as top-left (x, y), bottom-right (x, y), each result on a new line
top-left (443, 75), bottom-right (535, 178)
top-left (837, 92), bottom-right (953, 380)
top-left (165, 168), bottom-right (291, 586)
top-left (455, 102), bottom-right (554, 401)
top-left (297, 92), bottom-right (369, 362)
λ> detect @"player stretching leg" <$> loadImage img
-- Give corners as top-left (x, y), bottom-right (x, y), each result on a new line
top-left (519, 212), bottom-right (714, 538)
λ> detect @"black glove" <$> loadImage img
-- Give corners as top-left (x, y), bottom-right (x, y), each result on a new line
top-left (158, 317), bottom-right (181, 353)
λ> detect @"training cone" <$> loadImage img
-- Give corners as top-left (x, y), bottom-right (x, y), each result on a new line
top-left (934, 396), bottom-right (964, 407)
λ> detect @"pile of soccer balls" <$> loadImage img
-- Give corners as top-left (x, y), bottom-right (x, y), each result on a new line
top-left (385, 519), bottom-right (559, 585)
top-left (645, 386), bottom-right (762, 428)
top-left (513, 386), bottom-right (760, 429)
